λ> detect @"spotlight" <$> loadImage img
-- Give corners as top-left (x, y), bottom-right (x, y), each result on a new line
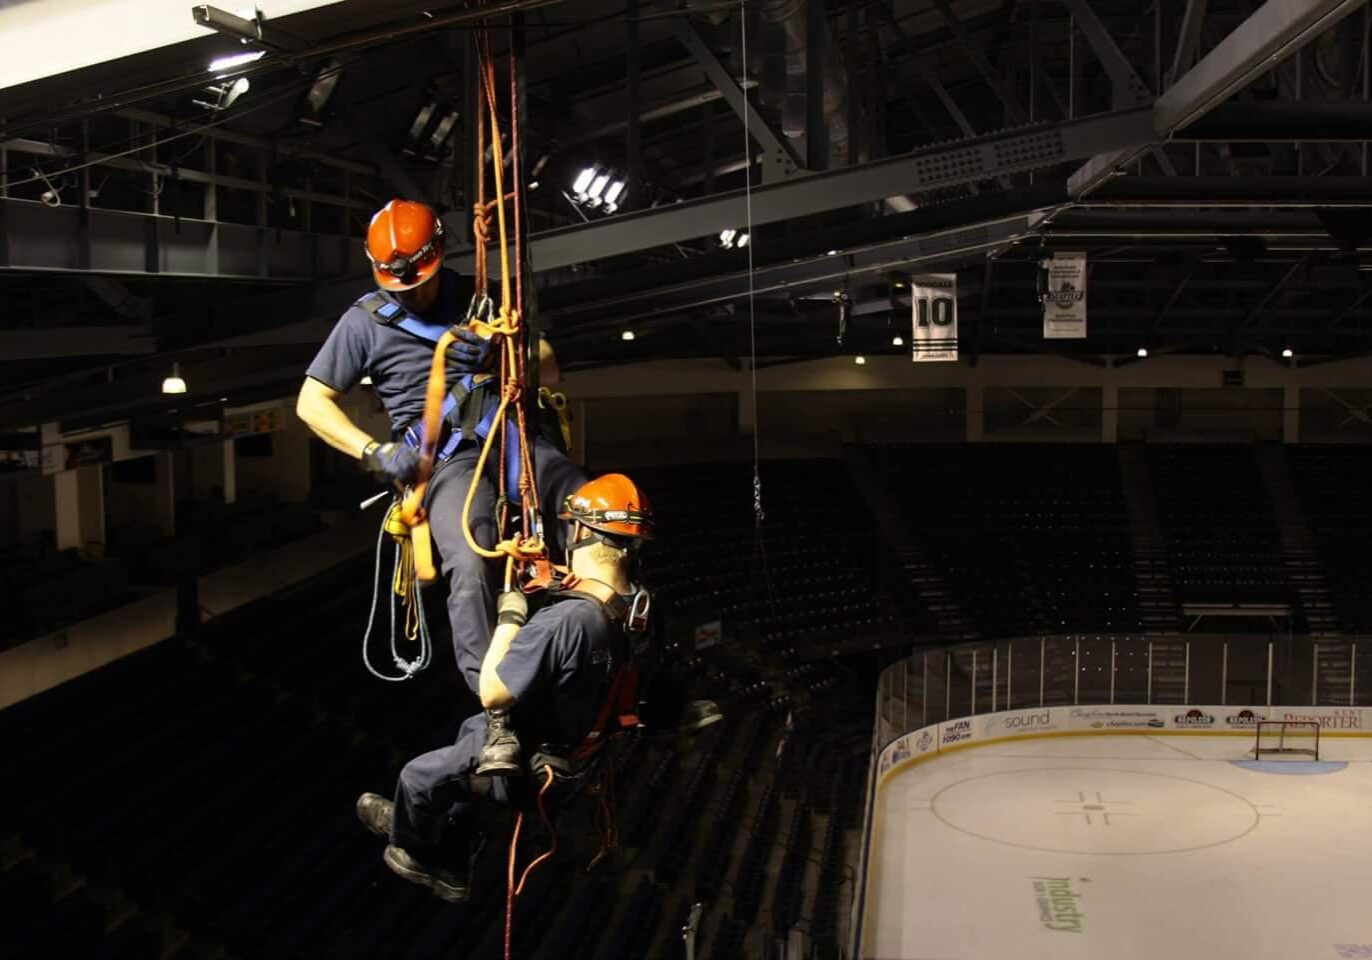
top-left (303, 60), bottom-right (342, 119)
top-left (161, 362), bottom-right (188, 395)
top-left (1281, 347), bottom-right (1294, 359)
top-left (854, 355), bottom-right (867, 365)
top-left (736, 232), bottom-right (749, 247)
top-left (208, 50), bottom-right (265, 74)
top-left (827, 249), bottom-right (839, 256)
top-left (407, 102), bottom-right (437, 142)
top-left (719, 228), bottom-right (737, 247)
top-left (621, 330), bottom-right (636, 341)
top-left (586, 174), bottom-right (610, 205)
top-left (1136, 347), bottom-right (1148, 358)
top-left (429, 110), bottom-right (459, 149)
top-left (603, 180), bottom-right (626, 206)
top-left (572, 166), bottom-right (597, 196)
top-left (892, 335), bottom-right (904, 347)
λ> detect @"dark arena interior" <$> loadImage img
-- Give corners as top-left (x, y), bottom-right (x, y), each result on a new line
top-left (3, 1), bottom-right (1372, 958)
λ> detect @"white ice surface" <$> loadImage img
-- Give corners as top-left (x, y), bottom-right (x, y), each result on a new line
top-left (861, 734), bottom-right (1372, 960)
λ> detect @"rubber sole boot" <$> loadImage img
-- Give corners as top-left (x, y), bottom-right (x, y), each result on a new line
top-left (476, 708), bottom-right (523, 776)
top-left (383, 845), bottom-right (469, 903)
top-left (356, 793), bottom-right (394, 838)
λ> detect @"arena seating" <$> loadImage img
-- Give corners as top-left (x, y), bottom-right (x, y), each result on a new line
top-left (867, 444), bottom-right (1143, 637)
top-left (1147, 445), bottom-right (1295, 608)
top-left (636, 460), bottom-right (909, 654)
top-left (1287, 445), bottom-right (1372, 630)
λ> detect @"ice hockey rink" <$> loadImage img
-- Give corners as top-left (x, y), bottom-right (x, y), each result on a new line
top-left (857, 716), bottom-right (1372, 960)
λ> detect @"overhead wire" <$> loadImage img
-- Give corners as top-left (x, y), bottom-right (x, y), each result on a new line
top-left (739, 0), bottom-right (778, 623)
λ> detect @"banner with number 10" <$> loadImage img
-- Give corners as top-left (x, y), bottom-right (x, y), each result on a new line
top-left (911, 274), bottom-right (958, 363)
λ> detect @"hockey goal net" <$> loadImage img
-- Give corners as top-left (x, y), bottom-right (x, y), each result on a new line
top-left (1254, 721), bottom-right (1320, 760)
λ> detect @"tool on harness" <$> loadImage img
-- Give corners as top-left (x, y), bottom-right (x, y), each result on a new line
top-left (360, 499), bottom-right (433, 681)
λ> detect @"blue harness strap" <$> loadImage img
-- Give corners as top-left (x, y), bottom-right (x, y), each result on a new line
top-left (359, 292), bottom-right (524, 499)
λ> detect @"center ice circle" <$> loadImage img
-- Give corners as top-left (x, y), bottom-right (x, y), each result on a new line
top-left (930, 767), bottom-right (1260, 855)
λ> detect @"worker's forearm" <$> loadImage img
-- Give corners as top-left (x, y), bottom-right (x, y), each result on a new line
top-left (297, 391), bottom-right (375, 458)
top-left (478, 622), bottom-right (521, 708)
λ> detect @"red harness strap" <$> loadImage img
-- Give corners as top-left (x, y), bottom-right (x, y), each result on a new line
top-left (572, 663), bottom-right (640, 762)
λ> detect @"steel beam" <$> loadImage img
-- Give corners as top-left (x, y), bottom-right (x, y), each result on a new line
top-left (465, 107), bottom-right (1151, 271)
top-left (1058, 0), bottom-right (1154, 107)
top-left (874, 0), bottom-right (1009, 189)
top-left (1166, 0), bottom-right (1210, 88)
top-left (1069, 0), bottom-right (1367, 198)
top-left (667, 17), bottom-right (802, 179)
top-left (929, 0), bottom-right (1027, 124)
top-left (1083, 175), bottom-right (1372, 205)
top-left (1159, 0), bottom-right (1368, 133)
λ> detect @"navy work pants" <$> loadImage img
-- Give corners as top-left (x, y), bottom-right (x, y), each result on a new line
top-left (424, 435), bottom-right (585, 693)
top-left (391, 713), bottom-right (511, 864)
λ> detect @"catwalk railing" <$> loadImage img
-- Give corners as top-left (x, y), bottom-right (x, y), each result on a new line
top-left (875, 633), bottom-right (1372, 749)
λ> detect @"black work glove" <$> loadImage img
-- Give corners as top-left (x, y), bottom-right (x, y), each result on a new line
top-left (362, 441), bottom-right (420, 487)
top-left (446, 326), bottom-right (494, 375)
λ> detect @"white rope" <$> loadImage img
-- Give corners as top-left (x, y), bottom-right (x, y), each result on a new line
top-left (361, 503), bottom-right (432, 682)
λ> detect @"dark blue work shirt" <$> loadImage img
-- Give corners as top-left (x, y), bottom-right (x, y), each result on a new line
top-left (496, 593), bottom-right (621, 750)
top-left (305, 268), bottom-right (477, 433)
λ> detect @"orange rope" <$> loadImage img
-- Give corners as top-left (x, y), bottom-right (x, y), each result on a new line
top-left (505, 766), bottom-right (557, 960)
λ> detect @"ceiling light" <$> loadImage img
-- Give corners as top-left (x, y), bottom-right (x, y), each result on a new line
top-left (719, 228), bottom-right (737, 247)
top-left (827, 249), bottom-right (839, 256)
top-left (208, 50), bottom-right (265, 73)
top-left (1281, 347), bottom-right (1294, 359)
top-left (736, 232), bottom-right (749, 247)
top-left (429, 111), bottom-right (459, 148)
top-left (161, 362), bottom-right (187, 395)
top-left (621, 330), bottom-right (636, 341)
top-left (407, 102), bottom-right (437, 142)
top-left (586, 174), bottom-right (611, 203)
top-left (572, 166), bottom-right (597, 196)
top-left (892, 335), bottom-right (904, 346)
top-left (603, 180), bottom-right (626, 205)
top-left (1136, 347), bottom-right (1148, 358)
top-left (854, 355), bottom-right (866, 365)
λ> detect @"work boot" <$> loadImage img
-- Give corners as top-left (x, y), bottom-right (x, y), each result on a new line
top-left (476, 707), bottom-right (523, 776)
top-left (382, 845), bottom-right (469, 903)
top-left (356, 792), bottom-right (394, 837)
top-left (673, 699), bottom-right (724, 735)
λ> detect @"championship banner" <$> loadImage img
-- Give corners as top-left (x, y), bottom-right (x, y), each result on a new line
top-left (1042, 252), bottom-right (1087, 339)
top-left (910, 273), bottom-right (958, 362)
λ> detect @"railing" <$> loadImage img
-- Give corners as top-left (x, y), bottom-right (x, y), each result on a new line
top-left (874, 633), bottom-right (1372, 749)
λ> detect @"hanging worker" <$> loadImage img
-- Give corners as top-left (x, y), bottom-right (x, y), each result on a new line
top-left (296, 198), bottom-right (586, 701)
top-left (353, 474), bottom-right (660, 901)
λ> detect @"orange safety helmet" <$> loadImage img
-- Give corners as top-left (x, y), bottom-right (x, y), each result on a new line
top-left (365, 199), bottom-right (445, 291)
top-left (560, 473), bottom-right (655, 546)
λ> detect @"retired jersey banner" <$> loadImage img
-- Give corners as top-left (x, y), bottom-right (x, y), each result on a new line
top-left (1042, 252), bottom-right (1087, 339)
top-left (911, 273), bottom-right (958, 362)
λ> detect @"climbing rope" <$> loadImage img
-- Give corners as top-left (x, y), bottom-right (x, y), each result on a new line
top-left (361, 502), bottom-right (432, 682)
top-left (505, 765), bottom-right (558, 960)
top-left (396, 9), bottom-right (550, 595)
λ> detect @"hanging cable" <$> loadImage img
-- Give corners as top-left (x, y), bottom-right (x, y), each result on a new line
top-left (739, 2), bottom-right (778, 624)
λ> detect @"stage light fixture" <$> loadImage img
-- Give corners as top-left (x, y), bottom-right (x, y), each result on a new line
top-left (827, 249), bottom-right (839, 256)
top-left (892, 335), bottom-right (904, 346)
top-left (603, 180), bottom-right (626, 205)
top-left (572, 166), bottom-right (597, 196)
top-left (304, 60), bottom-right (342, 116)
top-left (161, 363), bottom-right (188, 395)
top-left (1136, 347), bottom-right (1148, 358)
top-left (621, 330), bottom-right (636, 341)
top-left (429, 110), bottom-right (459, 148)
top-left (1282, 347), bottom-right (1294, 359)
top-left (854, 355), bottom-right (867, 365)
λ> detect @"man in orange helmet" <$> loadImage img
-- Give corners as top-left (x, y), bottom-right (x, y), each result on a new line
top-left (297, 199), bottom-right (585, 697)
top-left (354, 474), bottom-right (658, 901)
